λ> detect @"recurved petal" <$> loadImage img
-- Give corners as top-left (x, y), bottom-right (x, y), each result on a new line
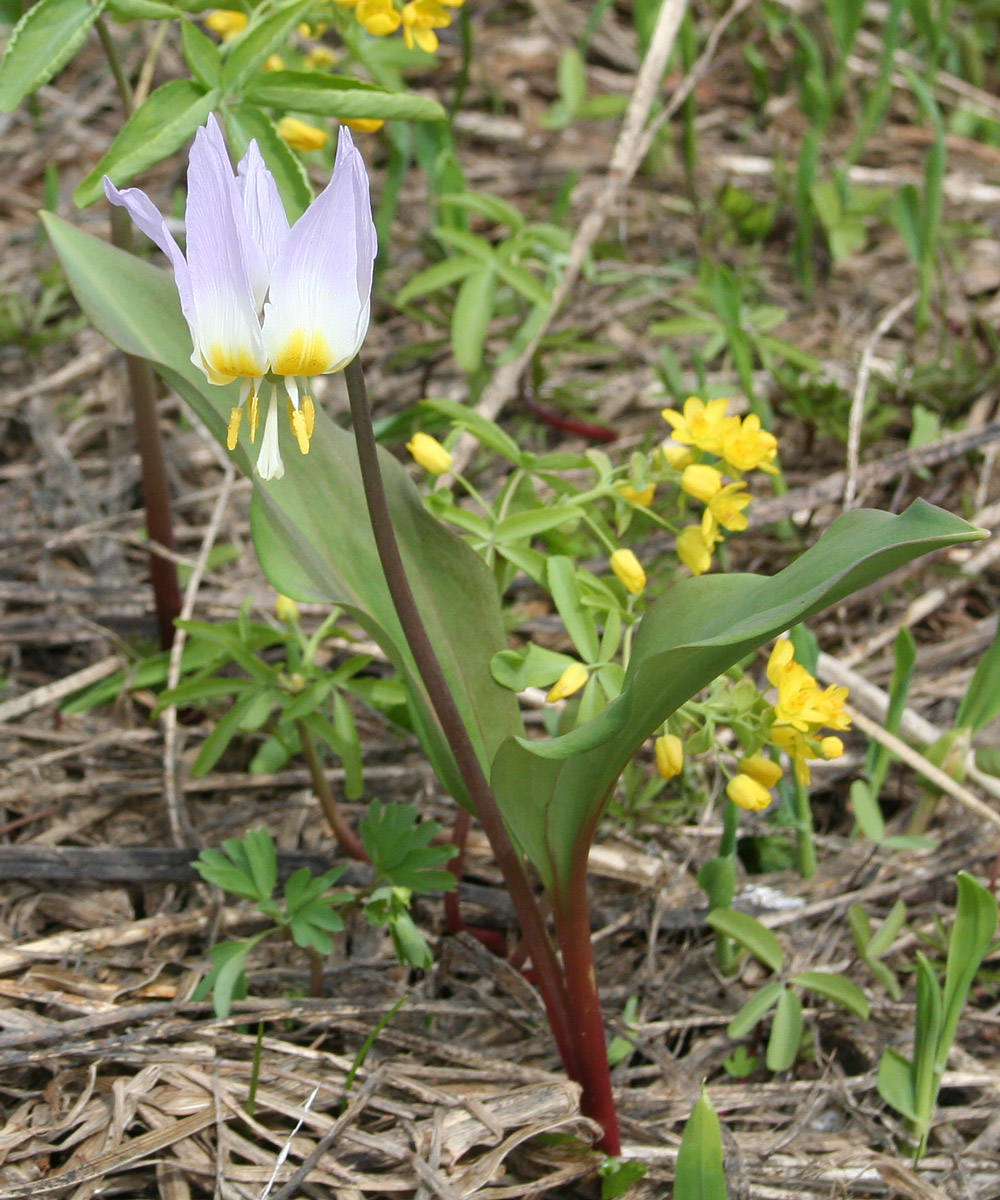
top-left (103, 179), bottom-right (196, 333)
top-left (236, 139), bottom-right (289, 299)
top-left (261, 127), bottom-right (377, 378)
top-left (185, 118), bottom-right (268, 383)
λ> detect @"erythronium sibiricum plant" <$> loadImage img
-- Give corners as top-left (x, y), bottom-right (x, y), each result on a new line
top-left (46, 117), bottom-right (985, 1155)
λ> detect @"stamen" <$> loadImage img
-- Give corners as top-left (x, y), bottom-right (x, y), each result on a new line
top-left (249, 389), bottom-right (261, 443)
top-left (302, 395), bottom-right (315, 438)
top-left (290, 408), bottom-right (311, 454)
top-left (226, 406), bottom-right (242, 451)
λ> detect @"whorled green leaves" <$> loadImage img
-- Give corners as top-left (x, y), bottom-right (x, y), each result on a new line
top-left (43, 213), bottom-right (521, 806)
top-left (492, 502), bottom-right (984, 894)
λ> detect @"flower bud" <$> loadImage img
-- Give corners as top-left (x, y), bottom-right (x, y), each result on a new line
top-left (547, 662), bottom-right (589, 703)
top-left (275, 593), bottom-right (300, 623)
top-left (677, 524), bottom-right (713, 575)
top-left (726, 773), bottom-right (773, 812)
top-left (264, 54), bottom-right (285, 70)
top-left (655, 733), bottom-right (684, 780)
top-left (277, 117), bottom-right (329, 152)
top-left (820, 736), bottom-right (844, 759)
top-left (343, 117), bottom-right (386, 133)
top-left (204, 9), bottom-right (248, 38)
top-left (738, 754), bottom-right (782, 789)
top-left (661, 441), bottom-right (693, 469)
top-left (619, 483), bottom-right (655, 507)
top-left (681, 464), bottom-right (723, 502)
top-left (406, 431), bottom-right (453, 475)
top-left (610, 548), bottom-right (646, 595)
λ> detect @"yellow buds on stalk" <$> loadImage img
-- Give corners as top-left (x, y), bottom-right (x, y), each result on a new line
top-left (275, 593), bottom-right (301, 623)
top-left (738, 754), bottom-right (783, 789)
top-left (204, 9), bottom-right (247, 38)
top-left (727, 773), bottom-right (773, 812)
top-left (610, 548), bottom-right (646, 595)
top-left (356, 0), bottom-right (402, 34)
top-left (277, 117), bottom-right (329, 152)
top-left (681, 464), bottom-right (723, 503)
top-left (547, 662), bottom-right (589, 703)
top-left (766, 639), bottom-right (851, 784)
top-left (655, 734), bottom-right (684, 780)
top-left (619, 483), bottom-right (655, 507)
top-left (406, 432), bottom-right (452, 475)
top-left (820, 736), bottom-right (844, 759)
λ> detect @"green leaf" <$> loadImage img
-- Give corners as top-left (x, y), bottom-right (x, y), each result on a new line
top-left (181, 17), bottom-right (222, 88)
top-left (106, 0), bottom-right (178, 18)
top-left (396, 256), bottom-right (478, 305)
top-left (850, 779), bottom-right (885, 841)
top-left (191, 691), bottom-right (262, 775)
top-left (437, 190), bottom-right (524, 231)
top-left (706, 910), bottom-right (783, 973)
top-left (727, 980), bottom-right (784, 1040)
top-left (243, 70), bottom-right (446, 121)
top-left (75, 80), bottom-right (218, 207)
top-left (791, 971), bottom-right (870, 1019)
top-left (867, 898), bottom-right (907, 960)
top-left (955, 621), bottom-right (1000, 734)
top-left (491, 644), bottom-right (577, 692)
top-left (0, 0), bottom-right (107, 113)
top-left (765, 987), bottom-right (803, 1072)
top-left (451, 264), bottom-right (495, 373)
top-left (674, 1086), bottom-right (727, 1200)
top-left (194, 848), bottom-right (260, 900)
top-left (548, 556), bottom-right (600, 663)
top-left (877, 1046), bottom-right (918, 1122)
top-left (242, 827), bottom-right (278, 899)
top-left (913, 952), bottom-right (943, 1126)
top-left (597, 1158), bottom-right (647, 1200)
top-left (938, 871), bottom-right (998, 1072)
top-left (224, 103), bottom-right (312, 222)
top-left (220, 0), bottom-right (311, 92)
top-left (697, 855), bottom-right (736, 911)
top-left (202, 935), bottom-right (268, 1018)
top-left (490, 501), bottom-right (983, 895)
top-left (494, 505), bottom-right (584, 542)
top-left (420, 396), bottom-right (523, 462)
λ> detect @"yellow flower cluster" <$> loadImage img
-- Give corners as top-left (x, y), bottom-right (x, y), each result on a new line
top-left (337, 0), bottom-right (464, 52)
top-left (767, 639), bottom-right (849, 785)
top-left (661, 397), bottom-right (778, 577)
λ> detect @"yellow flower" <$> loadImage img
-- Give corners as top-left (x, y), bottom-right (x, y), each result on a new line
top-left (767, 640), bottom-right (851, 783)
top-left (738, 754), bottom-right (782, 789)
top-left (406, 431), bottom-right (452, 474)
top-left (264, 54), bottom-right (285, 70)
top-left (402, 0), bottom-right (451, 52)
top-left (305, 45), bottom-right (338, 67)
top-left (343, 116), bottom-right (386, 133)
top-left (204, 8), bottom-right (248, 39)
top-left (655, 733), bottom-right (684, 780)
top-left (708, 482), bottom-right (751, 532)
top-left (610, 548), bottom-right (646, 596)
top-left (771, 726), bottom-right (813, 785)
top-left (297, 21), bottom-right (312, 36)
top-left (727, 773), bottom-right (773, 812)
top-left (662, 397), bottom-right (739, 454)
top-left (275, 593), bottom-right (300, 623)
top-left (677, 523), bottom-right (714, 575)
top-left (681, 463), bottom-right (723, 503)
top-left (547, 662), bottom-right (589, 703)
top-left (721, 413), bottom-right (779, 475)
top-left (277, 117), bottom-right (329, 152)
top-left (356, 0), bottom-right (402, 34)
top-left (619, 483), bottom-right (655, 507)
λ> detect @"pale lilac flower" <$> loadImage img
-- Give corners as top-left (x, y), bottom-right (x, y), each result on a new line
top-left (105, 115), bottom-right (376, 480)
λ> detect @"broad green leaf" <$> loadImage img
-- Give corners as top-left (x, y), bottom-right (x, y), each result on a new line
top-left (224, 103), bottom-right (312, 222)
top-left (765, 987), bottom-right (803, 1072)
top-left (220, 0), bottom-right (310, 92)
top-left (0, 0), bottom-right (107, 112)
top-left (490, 502), bottom-right (983, 895)
top-left (938, 871), bottom-right (998, 1072)
top-left (181, 17), bottom-right (221, 88)
top-left (791, 971), bottom-right (870, 1019)
top-left (877, 1046), bottom-right (918, 1122)
top-left (674, 1086), bottom-right (727, 1200)
top-left (727, 980), bottom-right (783, 1040)
top-left (707, 909), bottom-right (783, 972)
top-left (75, 80), bottom-right (218, 207)
top-left (452, 265), bottom-right (495, 373)
top-left (43, 214), bottom-right (521, 808)
top-left (244, 70), bottom-right (446, 121)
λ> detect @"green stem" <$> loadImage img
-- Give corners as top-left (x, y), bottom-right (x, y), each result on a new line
top-left (794, 778), bottom-right (816, 879)
top-left (343, 358), bottom-right (581, 1087)
top-left (297, 718), bottom-right (368, 861)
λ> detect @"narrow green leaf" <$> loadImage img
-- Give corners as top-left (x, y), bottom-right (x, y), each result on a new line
top-left (420, 396), bottom-right (523, 463)
top-left (850, 780), bottom-right (885, 841)
top-left (494, 505), bottom-right (584, 542)
top-left (75, 80), bottom-right (218, 207)
top-left (706, 909), bottom-right (783, 973)
top-left (913, 952), bottom-right (943, 1126)
top-left (847, 903), bottom-right (871, 954)
top-left (181, 17), bottom-right (221, 88)
top-left (938, 871), bottom-right (998, 1072)
top-left (243, 70), bottom-right (446, 121)
top-left (727, 980), bottom-right (784, 1040)
top-left (437, 190), bottom-right (524, 231)
top-left (491, 644), bottom-right (576, 692)
top-left (0, 0), bottom-right (107, 113)
top-left (191, 691), bottom-right (260, 776)
top-left (877, 1046), bottom-right (918, 1122)
top-left (243, 827), bottom-right (278, 899)
top-left (765, 987), bottom-right (803, 1072)
top-left (547, 557), bottom-right (600, 663)
top-left (867, 898), bottom-right (907, 960)
top-left (791, 971), bottom-right (870, 1019)
top-left (451, 265), bottom-right (495, 373)
top-left (674, 1086), bottom-right (727, 1200)
top-left (220, 0), bottom-right (310, 91)
top-left (955, 620), bottom-right (1000, 733)
top-left (396, 256), bottom-right (478, 305)
top-left (107, 0), bottom-right (178, 18)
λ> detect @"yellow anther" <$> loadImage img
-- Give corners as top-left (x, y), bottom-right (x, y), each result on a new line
top-left (226, 406), bottom-right (242, 451)
top-left (249, 390), bottom-right (260, 442)
top-left (302, 395), bottom-right (315, 439)
top-left (290, 408), bottom-right (311, 454)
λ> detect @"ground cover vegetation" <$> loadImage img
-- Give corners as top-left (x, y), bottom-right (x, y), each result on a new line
top-left (0, 0), bottom-right (999, 1195)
